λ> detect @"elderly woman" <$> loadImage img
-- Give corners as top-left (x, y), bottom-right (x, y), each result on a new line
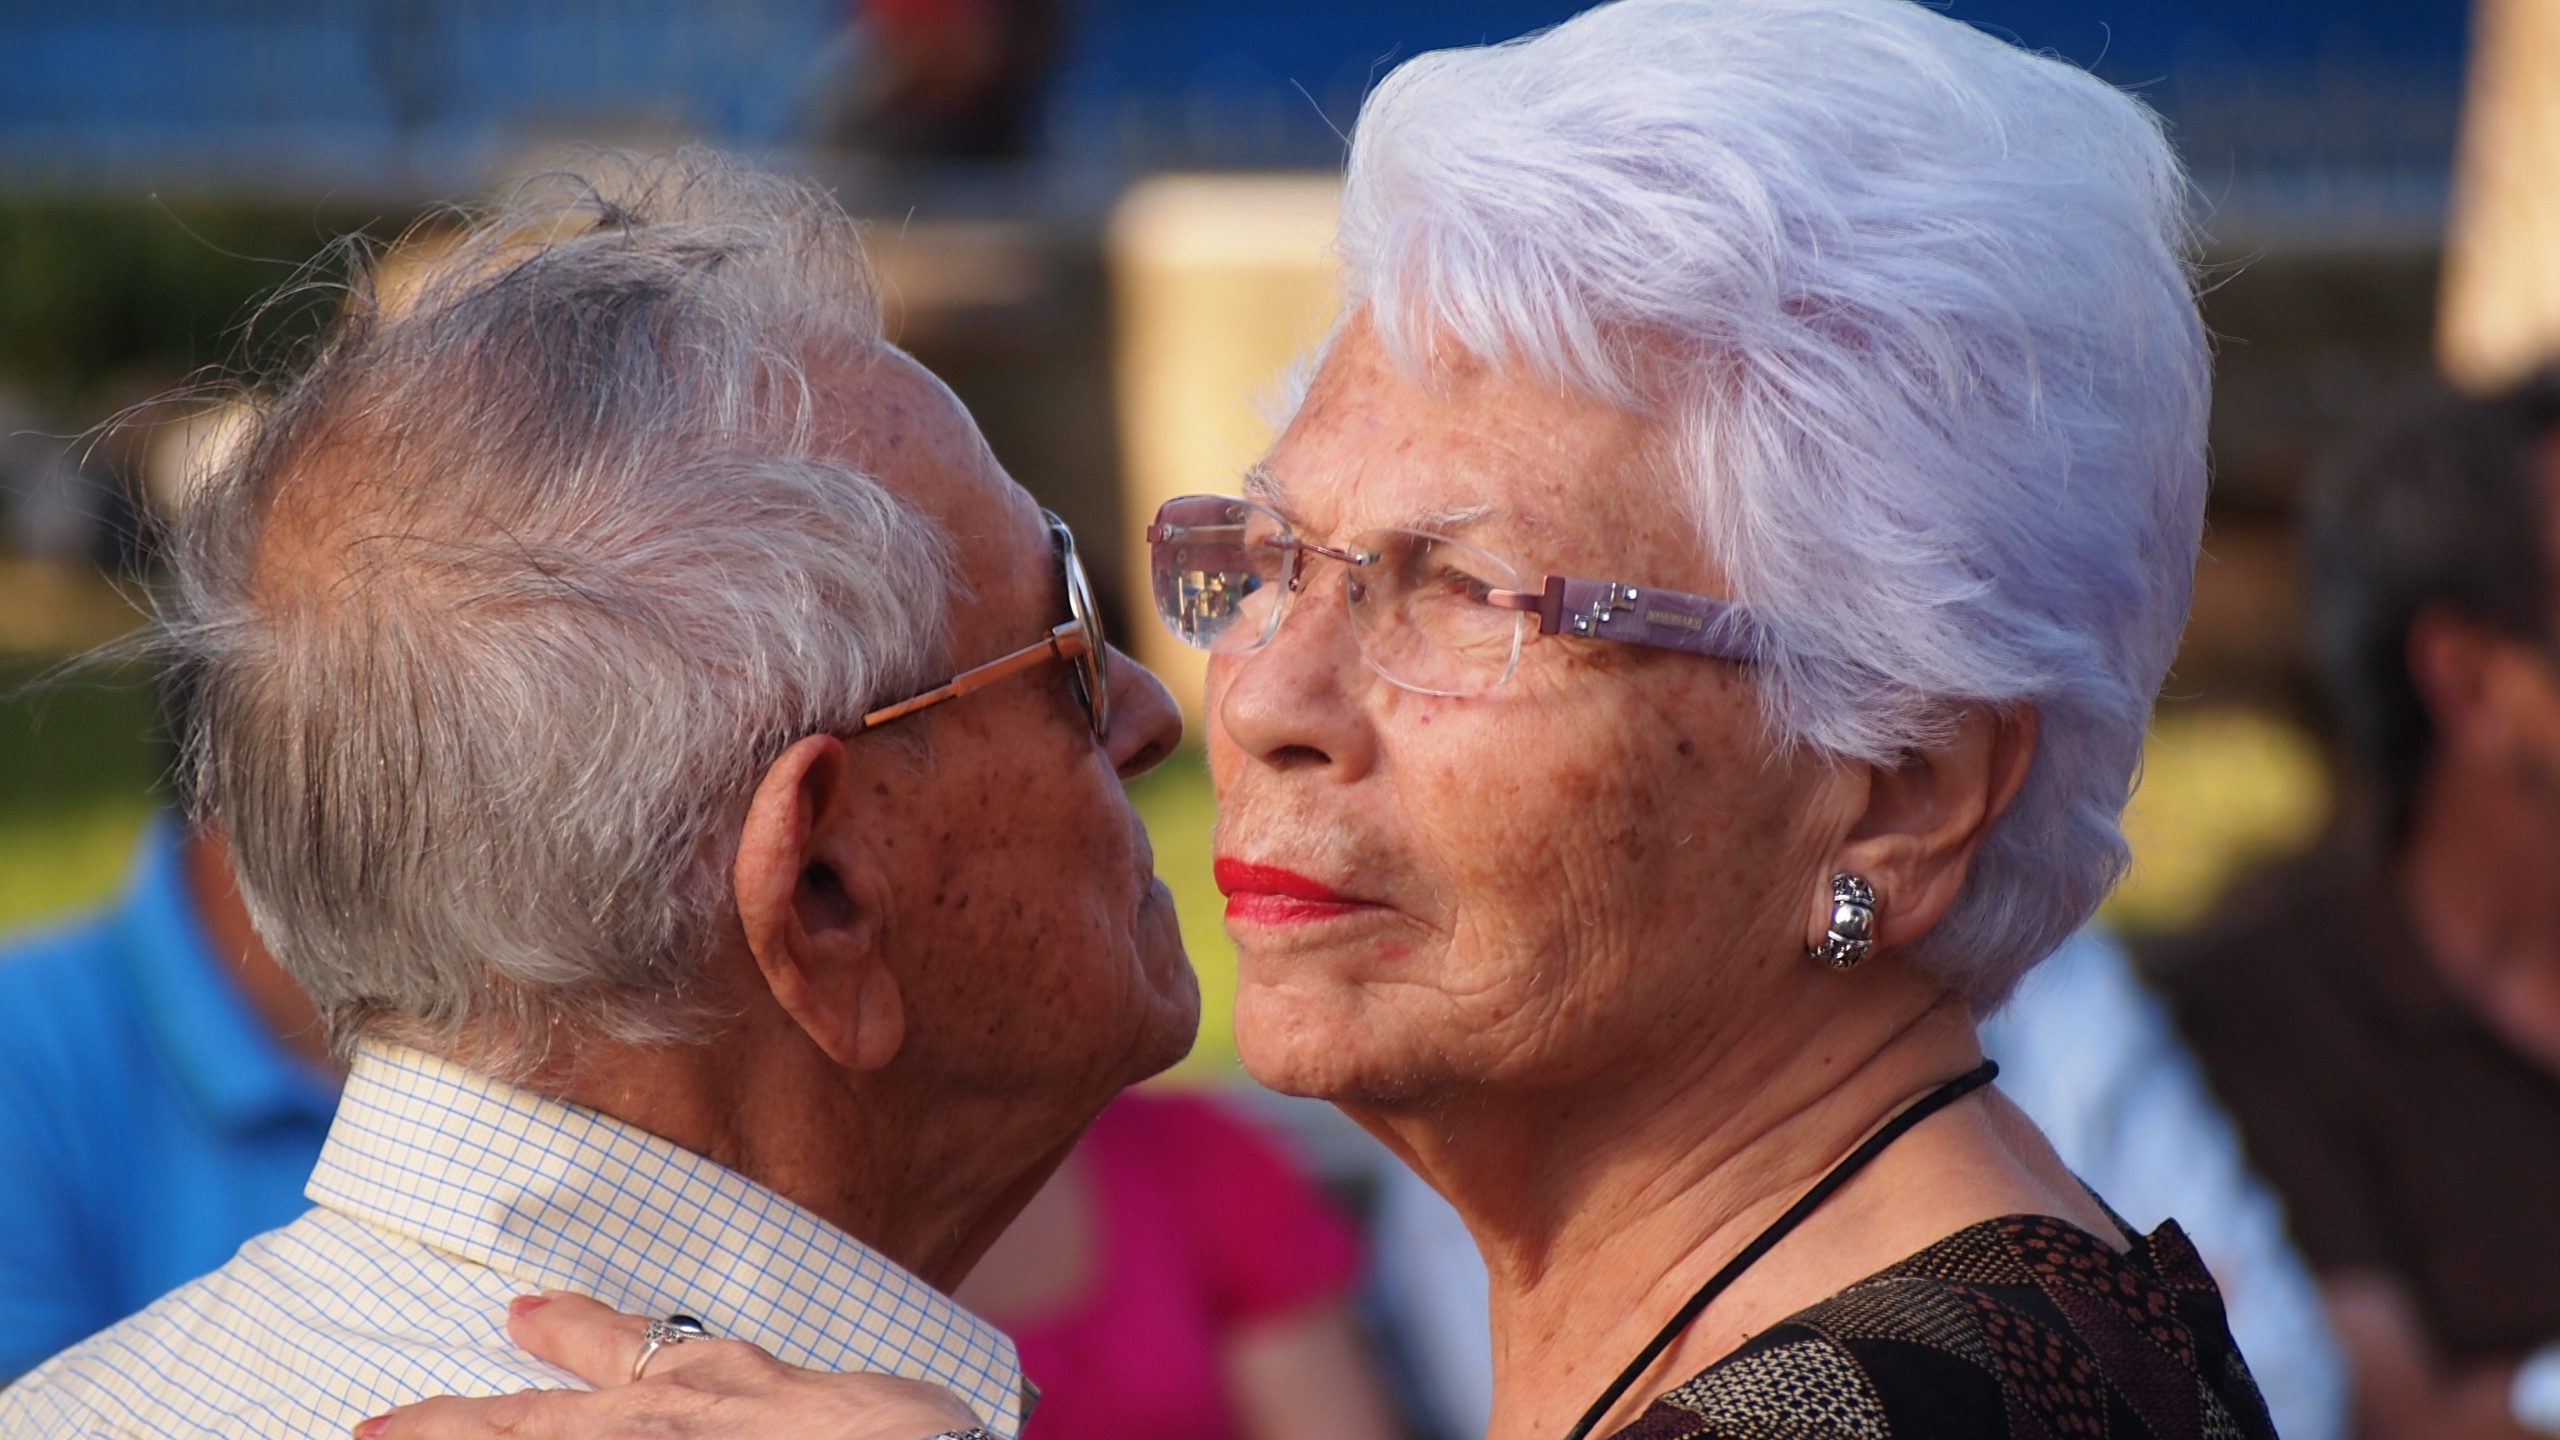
top-left (373, 0), bottom-right (2259, 1437)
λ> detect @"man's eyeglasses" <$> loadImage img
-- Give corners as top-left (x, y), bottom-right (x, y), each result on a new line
top-left (857, 509), bottom-right (1109, 739)
top-left (1145, 494), bottom-right (1758, 698)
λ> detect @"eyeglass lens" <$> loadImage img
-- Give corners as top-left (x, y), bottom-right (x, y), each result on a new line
top-left (1149, 495), bottom-right (1529, 697)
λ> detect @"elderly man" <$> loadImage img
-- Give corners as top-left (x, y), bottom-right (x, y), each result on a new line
top-left (0, 149), bottom-right (1196, 1438)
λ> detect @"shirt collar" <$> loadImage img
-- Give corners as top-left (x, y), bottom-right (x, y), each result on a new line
top-left (112, 815), bottom-right (339, 1135)
top-left (308, 1043), bottom-right (1030, 1436)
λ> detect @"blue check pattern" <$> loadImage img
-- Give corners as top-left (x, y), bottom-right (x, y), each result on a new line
top-left (0, 1044), bottom-right (1029, 1438)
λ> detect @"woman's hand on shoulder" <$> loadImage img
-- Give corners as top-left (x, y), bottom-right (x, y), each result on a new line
top-left (356, 1293), bottom-right (988, 1440)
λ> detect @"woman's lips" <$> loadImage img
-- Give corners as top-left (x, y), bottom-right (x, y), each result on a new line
top-left (1213, 858), bottom-right (1378, 926)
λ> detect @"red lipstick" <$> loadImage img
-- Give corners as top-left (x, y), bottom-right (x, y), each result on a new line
top-left (1214, 859), bottom-right (1375, 926)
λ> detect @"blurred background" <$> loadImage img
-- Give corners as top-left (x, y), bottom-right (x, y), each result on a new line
top-left (0, 0), bottom-right (2481, 1075)
top-left (4, 3), bottom-right (2542, 1436)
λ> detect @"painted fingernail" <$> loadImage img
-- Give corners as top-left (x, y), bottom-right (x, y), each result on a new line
top-left (509, 1294), bottom-right (553, 1318)
top-left (353, 1419), bottom-right (388, 1439)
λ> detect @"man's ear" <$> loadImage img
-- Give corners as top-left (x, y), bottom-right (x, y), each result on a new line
top-left (733, 734), bottom-right (905, 1072)
top-left (1820, 704), bottom-right (2038, 952)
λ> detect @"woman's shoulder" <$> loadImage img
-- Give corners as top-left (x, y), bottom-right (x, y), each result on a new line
top-left (1614, 1214), bottom-right (2278, 1440)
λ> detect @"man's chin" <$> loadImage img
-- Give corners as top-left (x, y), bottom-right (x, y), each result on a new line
top-left (1122, 954), bottom-right (1203, 1084)
top-left (1135, 882), bottom-right (1200, 1055)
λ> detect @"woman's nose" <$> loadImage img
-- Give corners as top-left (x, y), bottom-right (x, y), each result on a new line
top-left (1207, 571), bottom-right (1379, 782)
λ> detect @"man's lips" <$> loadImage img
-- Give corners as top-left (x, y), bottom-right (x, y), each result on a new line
top-left (1213, 859), bottom-right (1379, 926)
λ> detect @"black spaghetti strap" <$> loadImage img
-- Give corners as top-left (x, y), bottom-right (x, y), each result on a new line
top-left (1560, 1060), bottom-right (2001, 1440)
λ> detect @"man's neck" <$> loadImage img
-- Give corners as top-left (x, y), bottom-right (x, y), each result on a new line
top-left (1349, 975), bottom-right (2003, 1440)
top-left (2399, 765), bottom-right (2560, 1072)
top-left (546, 1024), bottom-right (1066, 1292)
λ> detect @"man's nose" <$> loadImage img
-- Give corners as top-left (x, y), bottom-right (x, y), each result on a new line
top-left (1104, 643), bottom-right (1184, 780)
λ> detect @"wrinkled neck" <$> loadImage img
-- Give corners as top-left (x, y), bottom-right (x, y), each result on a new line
top-left (1350, 973), bottom-right (1984, 1440)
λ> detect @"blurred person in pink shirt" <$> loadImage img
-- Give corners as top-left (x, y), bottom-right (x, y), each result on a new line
top-left (956, 1090), bottom-right (1400, 1440)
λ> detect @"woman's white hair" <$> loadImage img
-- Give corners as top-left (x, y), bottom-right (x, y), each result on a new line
top-left (164, 148), bottom-right (951, 1077)
top-left (1336, 0), bottom-right (2208, 1007)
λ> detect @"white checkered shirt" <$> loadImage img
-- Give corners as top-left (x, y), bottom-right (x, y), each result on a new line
top-left (0, 1044), bottom-right (1030, 1438)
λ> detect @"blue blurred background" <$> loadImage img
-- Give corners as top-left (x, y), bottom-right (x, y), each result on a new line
top-left (0, 2), bottom-right (2472, 216)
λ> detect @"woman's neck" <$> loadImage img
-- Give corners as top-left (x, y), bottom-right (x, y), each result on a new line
top-left (1351, 975), bottom-right (2083, 1440)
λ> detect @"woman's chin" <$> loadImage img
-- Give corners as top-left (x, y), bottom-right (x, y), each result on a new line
top-left (1230, 983), bottom-right (1448, 1106)
top-left (1229, 982), bottom-right (1349, 1096)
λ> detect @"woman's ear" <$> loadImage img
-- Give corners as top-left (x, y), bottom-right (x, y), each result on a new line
top-left (734, 734), bottom-right (905, 1072)
top-left (1824, 704), bottom-right (2038, 950)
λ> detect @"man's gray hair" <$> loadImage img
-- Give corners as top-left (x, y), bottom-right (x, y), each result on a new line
top-left (164, 148), bottom-right (951, 1076)
top-left (1333, 0), bottom-right (2209, 1009)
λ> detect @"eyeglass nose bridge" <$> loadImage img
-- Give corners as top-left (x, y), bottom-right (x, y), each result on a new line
top-left (1280, 535), bottom-right (1374, 594)
top-left (1262, 532), bottom-right (1476, 696)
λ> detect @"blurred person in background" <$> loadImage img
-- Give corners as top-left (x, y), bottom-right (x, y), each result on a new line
top-left (2144, 369), bottom-right (2560, 1440)
top-left (376, 2), bottom-right (2269, 1438)
top-left (0, 147), bottom-right (1201, 1438)
top-left (819, 0), bottom-right (1064, 160)
top-left (0, 390), bottom-right (114, 566)
top-left (953, 1088), bottom-right (1401, 1440)
top-left (0, 754), bottom-right (339, 1379)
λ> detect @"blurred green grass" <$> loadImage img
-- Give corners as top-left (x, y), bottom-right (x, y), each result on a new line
top-left (0, 656), bottom-right (162, 933)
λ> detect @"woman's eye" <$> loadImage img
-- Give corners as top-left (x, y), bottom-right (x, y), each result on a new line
top-left (1426, 564), bottom-right (1495, 601)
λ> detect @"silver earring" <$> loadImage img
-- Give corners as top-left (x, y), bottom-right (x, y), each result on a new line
top-left (1809, 874), bottom-right (1878, 970)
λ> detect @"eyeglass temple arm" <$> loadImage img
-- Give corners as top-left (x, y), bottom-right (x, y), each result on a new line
top-left (858, 621), bottom-right (1093, 731)
top-left (1485, 575), bottom-right (1760, 663)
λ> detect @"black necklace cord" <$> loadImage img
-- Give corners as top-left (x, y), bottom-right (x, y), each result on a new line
top-left (1560, 1059), bottom-right (2001, 1440)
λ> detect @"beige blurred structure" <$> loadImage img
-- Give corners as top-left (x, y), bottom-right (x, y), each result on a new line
top-left (143, 400), bottom-right (257, 520)
top-left (2442, 0), bottom-right (2560, 391)
top-left (1108, 175), bottom-right (1342, 723)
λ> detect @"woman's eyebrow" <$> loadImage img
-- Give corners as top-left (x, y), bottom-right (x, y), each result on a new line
top-left (1242, 465), bottom-right (1503, 534)
top-left (1409, 502), bottom-right (1499, 533)
top-left (1241, 464), bottom-right (1289, 509)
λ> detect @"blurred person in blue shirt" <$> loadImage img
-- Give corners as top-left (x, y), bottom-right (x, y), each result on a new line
top-left (0, 807), bottom-right (339, 1379)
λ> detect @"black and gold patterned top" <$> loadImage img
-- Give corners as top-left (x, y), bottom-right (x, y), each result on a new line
top-left (1611, 1215), bottom-right (2277, 1439)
